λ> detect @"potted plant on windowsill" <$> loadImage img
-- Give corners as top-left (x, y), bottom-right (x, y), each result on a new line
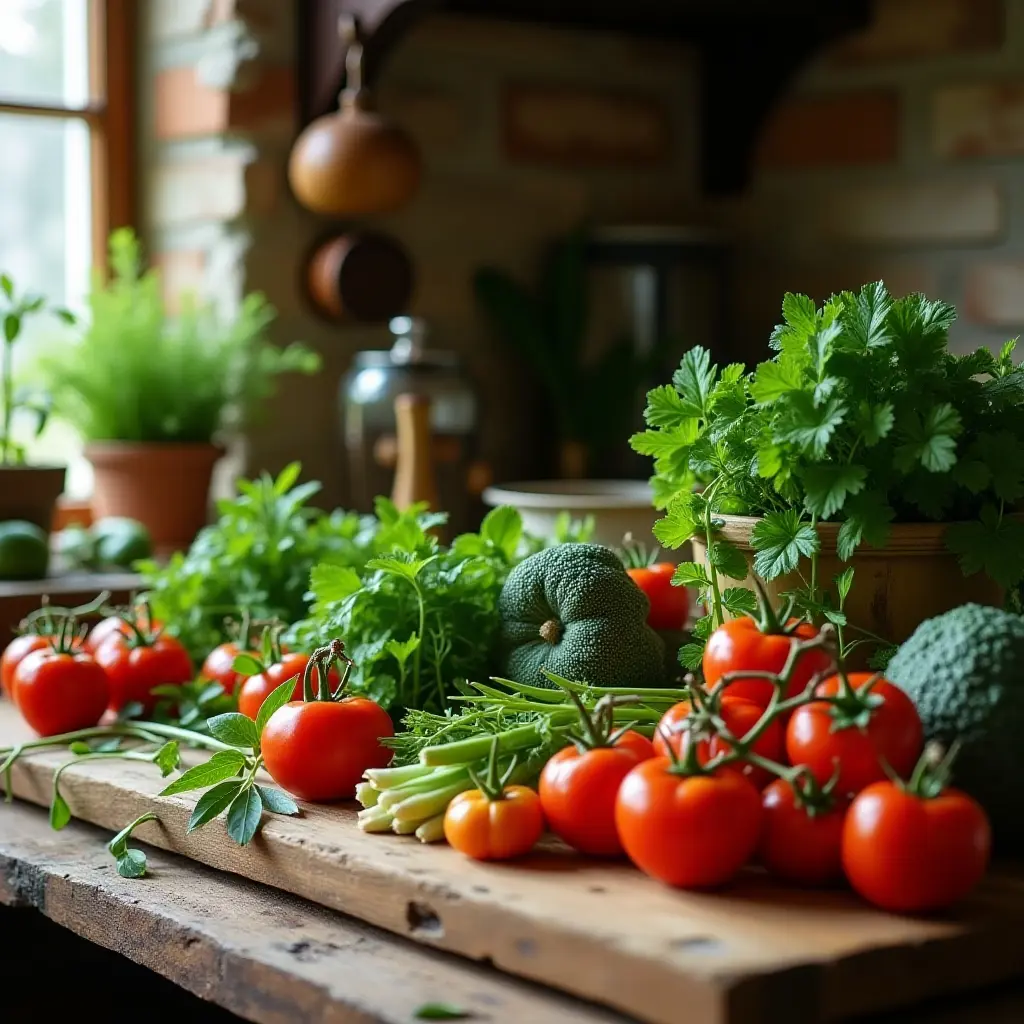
top-left (37, 228), bottom-right (321, 553)
top-left (0, 273), bottom-right (74, 530)
top-left (630, 281), bottom-right (1024, 669)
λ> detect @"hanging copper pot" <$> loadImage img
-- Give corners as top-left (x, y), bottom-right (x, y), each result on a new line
top-left (288, 16), bottom-right (422, 217)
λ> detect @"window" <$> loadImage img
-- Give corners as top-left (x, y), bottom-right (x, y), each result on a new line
top-left (0, 0), bottom-right (133, 496)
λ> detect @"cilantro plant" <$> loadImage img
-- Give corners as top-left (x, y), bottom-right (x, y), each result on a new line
top-left (631, 281), bottom-right (1024, 667)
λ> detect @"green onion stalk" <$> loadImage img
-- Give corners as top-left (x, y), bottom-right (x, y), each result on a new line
top-left (356, 671), bottom-right (686, 842)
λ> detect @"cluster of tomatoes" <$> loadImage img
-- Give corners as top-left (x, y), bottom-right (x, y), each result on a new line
top-left (446, 608), bottom-right (992, 917)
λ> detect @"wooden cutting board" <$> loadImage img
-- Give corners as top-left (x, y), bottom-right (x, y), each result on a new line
top-left (2, 700), bottom-right (1024, 1024)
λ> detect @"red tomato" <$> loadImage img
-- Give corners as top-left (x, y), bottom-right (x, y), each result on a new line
top-left (94, 632), bottom-right (193, 714)
top-left (539, 730), bottom-right (654, 856)
top-left (12, 647), bottom-right (110, 737)
top-left (758, 778), bottom-right (846, 886)
top-left (786, 673), bottom-right (923, 798)
top-left (615, 758), bottom-right (762, 888)
top-left (842, 781), bottom-right (990, 913)
top-left (261, 697), bottom-right (394, 802)
top-left (200, 642), bottom-right (258, 695)
top-left (444, 786), bottom-right (545, 861)
top-left (2, 634), bottom-right (52, 700)
top-left (653, 696), bottom-right (783, 790)
top-left (703, 617), bottom-right (832, 709)
top-left (627, 563), bottom-right (689, 631)
top-left (85, 613), bottom-right (164, 655)
top-left (237, 652), bottom-right (339, 720)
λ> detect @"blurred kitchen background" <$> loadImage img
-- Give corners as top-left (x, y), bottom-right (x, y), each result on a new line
top-left (4, 0), bottom-right (1023, 532)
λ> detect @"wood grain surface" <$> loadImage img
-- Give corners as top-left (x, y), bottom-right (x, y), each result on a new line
top-left (0, 800), bottom-right (628, 1024)
top-left (3, 701), bottom-right (1024, 1024)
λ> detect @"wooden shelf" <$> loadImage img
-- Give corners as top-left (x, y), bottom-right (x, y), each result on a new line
top-left (299, 0), bottom-right (872, 193)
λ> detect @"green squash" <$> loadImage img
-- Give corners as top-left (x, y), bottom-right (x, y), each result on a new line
top-left (499, 543), bottom-right (665, 688)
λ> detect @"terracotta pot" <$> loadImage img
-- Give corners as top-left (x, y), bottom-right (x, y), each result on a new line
top-left (0, 465), bottom-right (65, 531)
top-left (86, 442), bottom-right (223, 554)
top-left (691, 514), bottom-right (1006, 659)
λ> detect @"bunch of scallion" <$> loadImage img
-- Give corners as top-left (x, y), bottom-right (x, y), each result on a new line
top-left (355, 672), bottom-right (685, 841)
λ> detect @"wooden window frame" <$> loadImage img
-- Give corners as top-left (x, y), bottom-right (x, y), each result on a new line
top-left (0, 0), bottom-right (135, 270)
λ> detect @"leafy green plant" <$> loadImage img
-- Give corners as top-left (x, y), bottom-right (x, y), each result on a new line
top-left (474, 227), bottom-right (655, 467)
top-left (631, 281), bottom-right (1024, 666)
top-left (137, 462), bottom-right (371, 660)
top-left (0, 273), bottom-right (74, 464)
top-left (36, 228), bottom-right (319, 444)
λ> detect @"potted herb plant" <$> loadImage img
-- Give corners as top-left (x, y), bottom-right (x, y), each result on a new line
top-left (0, 274), bottom-right (74, 530)
top-left (631, 282), bottom-right (1024, 667)
top-left (37, 229), bottom-right (320, 552)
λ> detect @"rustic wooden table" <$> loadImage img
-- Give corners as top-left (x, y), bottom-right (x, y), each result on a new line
top-left (3, 798), bottom-right (1024, 1024)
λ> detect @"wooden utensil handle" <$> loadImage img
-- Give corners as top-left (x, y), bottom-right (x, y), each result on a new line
top-left (392, 393), bottom-right (439, 512)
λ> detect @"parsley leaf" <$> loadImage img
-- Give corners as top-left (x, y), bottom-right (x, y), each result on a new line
top-left (841, 280), bottom-right (892, 351)
top-left (801, 463), bottom-right (867, 518)
top-left (750, 360), bottom-right (804, 404)
top-left (855, 401), bottom-right (894, 446)
top-left (972, 431), bottom-right (1024, 503)
top-left (721, 587), bottom-right (758, 617)
top-left (750, 510), bottom-right (819, 579)
top-left (895, 404), bottom-right (961, 473)
top-left (653, 493), bottom-right (704, 549)
top-left (947, 504), bottom-right (1024, 588)
top-left (672, 347), bottom-right (716, 419)
top-left (836, 490), bottom-right (895, 560)
top-left (707, 539), bottom-right (749, 581)
top-left (643, 384), bottom-right (692, 428)
top-left (776, 393), bottom-right (846, 458)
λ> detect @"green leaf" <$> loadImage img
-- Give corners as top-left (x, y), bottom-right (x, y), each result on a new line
top-left (54, 307), bottom-right (76, 325)
top-left (414, 1003), bottom-right (472, 1021)
top-left (310, 563), bottom-right (363, 604)
top-left (671, 347), bottom-right (717, 419)
top-left (629, 421), bottom-right (698, 458)
top-left (947, 504), bottom-right (1024, 589)
top-left (750, 510), bottom-right (819, 580)
top-left (643, 384), bottom-right (691, 428)
top-left (50, 792), bottom-right (72, 831)
top-left (834, 566), bottom-right (855, 603)
top-left (951, 458), bottom-right (991, 495)
top-left (801, 463), bottom-right (867, 519)
top-left (273, 461), bottom-right (302, 495)
top-left (187, 779), bottom-right (244, 833)
top-left (232, 653), bottom-right (264, 677)
top-left (160, 749), bottom-right (247, 795)
top-left (255, 676), bottom-right (300, 739)
top-left (836, 491), bottom-right (895, 560)
top-left (895, 404), bottom-right (962, 474)
top-left (749, 360), bottom-right (804, 404)
top-left (856, 401), bottom-right (894, 446)
top-left (366, 554), bottom-right (437, 582)
top-left (69, 741), bottom-right (91, 755)
top-left (116, 849), bottom-right (148, 879)
top-left (226, 785), bottom-right (264, 846)
top-left (480, 505), bottom-right (522, 559)
top-left (707, 539), bottom-right (748, 581)
top-left (887, 293), bottom-right (956, 372)
top-left (678, 643), bottom-right (705, 671)
top-left (256, 785), bottom-right (300, 816)
top-left (206, 713), bottom-right (259, 750)
top-left (0, 273), bottom-right (12, 298)
top-left (776, 394), bottom-right (846, 458)
top-left (844, 280), bottom-right (892, 351)
top-left (652, 494), bottom-right (703, 549)
top-left (781, 292), bottom-right (818, 337)
top-left (152, 741), bottom-right (181, 777)
top-left (721, 587), bottom-right (757, 617)
top-left (972, 431), bottom-right (1024, 503)
top-left (691, 614), bottom-right (714, 640)
top-left (4, 314), bottom-right (19, 343)
top-left (671, 562), bottom-right (709, 587)
top-left (384, 634), bottom-right (421, 668)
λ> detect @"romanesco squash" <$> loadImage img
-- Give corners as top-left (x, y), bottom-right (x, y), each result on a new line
top-left (499, 543), bottom-right (665, 688)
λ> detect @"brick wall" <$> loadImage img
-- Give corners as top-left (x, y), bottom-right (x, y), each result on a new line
top-left (719, 0), bottom-right (1024, 357)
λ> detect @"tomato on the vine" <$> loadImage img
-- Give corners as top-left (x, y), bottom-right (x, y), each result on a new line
top-left (627, 562), bottom-right (689, 632)
top-left (615, 758), bottom-right (762, 888)
top-left (842, 766), bottom-right (990, 913)
top-left (94, 628), bottom-right (192, 714)
top-left (653, 695), bottom-right (783, 789)
top-left (702, 586), bottom-right (832, 709)
top-left (238, 652), bottom-right (339, 720)
top-left (13, 641), bottom-right (109, 737)
top-left (261, 641), bottom-right (393, 802)
top-left (2, 633), bottom-right (73, 700)
top-left (786, 672), bottom-right (923, 797)
top-left (540, 728), bottom-right (654, 857)
top-left (758, 777), bottom-right (846, 886)
top-left (85, 611), bottom-right (164, 655)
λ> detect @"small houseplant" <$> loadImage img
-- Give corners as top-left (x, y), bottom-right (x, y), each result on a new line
top-left (38, 229), bottom-right (320, 552)
top-left (631, 281), bottom-right (1024, 667)
top-left (0, 273), bottom-right (74, 530)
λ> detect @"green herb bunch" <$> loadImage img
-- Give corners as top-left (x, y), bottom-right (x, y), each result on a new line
top-left (138, 462), bottom-right (371, 660)
top-left (631, 281), bottom-right (1024, 665)
top-left (295, 504), bottom-right (530, 715)
top-left (36, 228), bottom-right (319, 444)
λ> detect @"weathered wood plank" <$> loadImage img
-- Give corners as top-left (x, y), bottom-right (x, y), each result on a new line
top-left (3, 701), bottom-right (1024, 1024)
top-left (0, 800), bottom-right (630, 1024)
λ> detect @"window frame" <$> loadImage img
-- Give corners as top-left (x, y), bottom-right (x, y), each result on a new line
top-left (0, 0), bottom-right (136, 270)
